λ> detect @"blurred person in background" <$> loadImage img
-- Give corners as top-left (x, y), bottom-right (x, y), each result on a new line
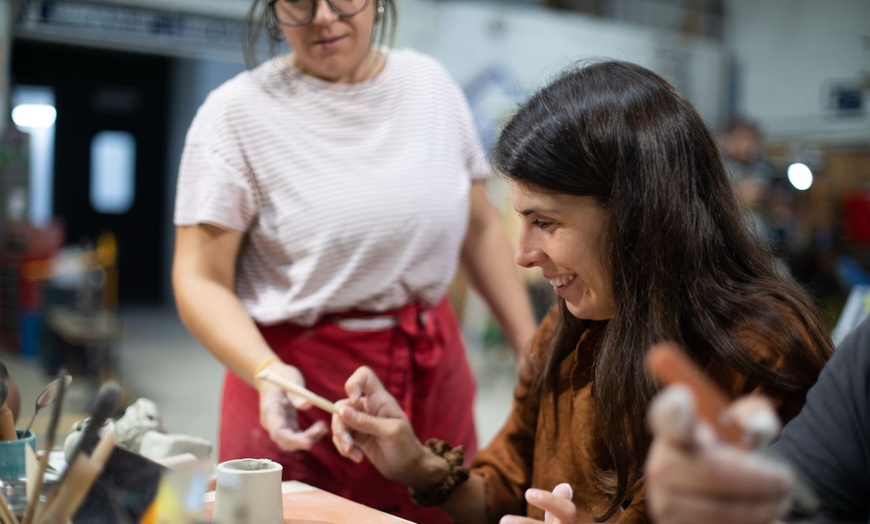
top-left (721, 117), bottom-right (793, 256)
top-left (171, 0), bottom-right (536, 521)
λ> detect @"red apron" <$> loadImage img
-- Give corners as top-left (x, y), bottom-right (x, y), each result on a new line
top-left (219, 298), bottom-right (478, 523)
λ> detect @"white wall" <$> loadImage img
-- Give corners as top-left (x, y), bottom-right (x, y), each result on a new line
top-left (724, 0), bottom-right (870, 144)
top-left (396, 0), bottom-right (728, 131)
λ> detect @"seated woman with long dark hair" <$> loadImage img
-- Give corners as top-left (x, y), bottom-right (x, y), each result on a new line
top-left (327, 60), bottom-right (834, 523)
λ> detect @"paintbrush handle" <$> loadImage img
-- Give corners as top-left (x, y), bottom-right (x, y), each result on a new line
top-left (22, 370), bottom-right (68, 524)
top-left (37, 433), bottom-right (117, 524)
top-left (0, 404), bottom-right (16, 441)
top-left (20, 448), bottom-right (48, 524)
top-left (0, 486), bottom-right (20, 524)
top-left (256, 371), bottom-right (338, 414)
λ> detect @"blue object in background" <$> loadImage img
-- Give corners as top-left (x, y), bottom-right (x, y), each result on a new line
top-left (19, 311), bottom-right (42, 360)
top-left (835, 255), bottom-right (870, 289)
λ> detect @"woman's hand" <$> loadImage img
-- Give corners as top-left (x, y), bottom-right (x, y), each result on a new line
top-left (644, 385), bottom-right (794, 524)
top-left (331, 366), bottom-right (434, 486)
top-left (257, 362), bottom-right (328, 451)
top-left (500, 483), bottom-right (576, 524)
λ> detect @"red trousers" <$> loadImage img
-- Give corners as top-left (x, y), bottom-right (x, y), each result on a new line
top-left (219, 299), bottom-right (478, 523)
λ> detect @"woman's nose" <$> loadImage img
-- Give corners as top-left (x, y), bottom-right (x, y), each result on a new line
top-left (515, 237), bottom-right (542, 269)
top-left (312, 0), bottom-right (340, 24)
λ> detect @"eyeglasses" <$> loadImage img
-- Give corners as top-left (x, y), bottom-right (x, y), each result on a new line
top-left (269, 0), bottom-right (371, 27)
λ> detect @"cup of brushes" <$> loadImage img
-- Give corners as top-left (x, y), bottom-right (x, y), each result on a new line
top-left (0, 373), bottom-right (198, 524)
top-left (0, 361), bottom-right (37, 521)
top-left (0, 370), bottom-right (121, 524)
top-left (0, 409), bottom-right (37, 482)
top-left (0, 372), bottom-right (71, 485)
top-left (0, 417), bottom-right (38, 519)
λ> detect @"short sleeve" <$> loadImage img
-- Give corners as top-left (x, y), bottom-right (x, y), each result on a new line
top-left (459, 99), bottom-right (490, 183)
top-left (174, 93), bottom-right (259, 231)
top-left (440, 65), bottom-right (490, 182)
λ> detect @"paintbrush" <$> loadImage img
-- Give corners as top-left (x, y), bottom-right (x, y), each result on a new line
top-left (22, 368), bottom-right (69, 524)
top-left (42, 379), bottom-right (120, 515)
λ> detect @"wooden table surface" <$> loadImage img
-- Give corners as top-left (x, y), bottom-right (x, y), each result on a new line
top-left (203, 480), bottom-right (416, 524)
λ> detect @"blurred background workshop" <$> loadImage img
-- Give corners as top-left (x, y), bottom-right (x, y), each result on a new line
top-left (0, 0), bottom-right (868, 520)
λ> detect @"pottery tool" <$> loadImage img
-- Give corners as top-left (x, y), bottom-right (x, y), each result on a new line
top-left (72, 444), bottom-right (165, 523)
top-left (21, 369), bottom-right (69, 524)
top-left (0, 363), bottom-right (15, 441)
top-left (0, 485), bottom-right (20, 524)
top-left (645, 341), bottom-right (820, 518)
top-left (0, 404), bottom-right (15, 442)
top-left (256, 371), bottom-right (338, 414)
top-left (35, 432), bottom-right (116, 523)
top-left (58, 380), bottom-right (120, 479)
top-left (22, 375), bottom-right (73, 437)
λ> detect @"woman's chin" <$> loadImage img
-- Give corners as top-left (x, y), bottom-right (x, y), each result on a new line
top-left (565, 300), bottom-right (612, 321)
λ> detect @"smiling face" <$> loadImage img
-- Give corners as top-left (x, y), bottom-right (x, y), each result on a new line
top-left (511, 181), bottom-right (616, 321)
top-left (277, 0), bottom-right (380, 84)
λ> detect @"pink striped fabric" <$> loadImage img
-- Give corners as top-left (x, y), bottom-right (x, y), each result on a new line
top-left (175, 48), bottom-right (490, 326)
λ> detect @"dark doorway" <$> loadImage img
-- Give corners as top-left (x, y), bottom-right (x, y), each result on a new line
top-left (11, 41), bottom-right (169, 304)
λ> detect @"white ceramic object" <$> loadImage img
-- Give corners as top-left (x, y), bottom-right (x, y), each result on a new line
top-left (213, 458), bottom-right (283, 524)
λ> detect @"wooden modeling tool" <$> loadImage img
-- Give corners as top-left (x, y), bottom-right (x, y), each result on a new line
top-left (42, 378), bottom-right (121, 518)
top-left (35, 381), bottom-right (121, 524)
top-left (256, 371), bottom-right (339, 414)
top-left (0, 362), bottom-right (15, 441)
top-left (0, 487), bottom-right (20, 524)
top-left (36, 433), bottom-right (117, 523)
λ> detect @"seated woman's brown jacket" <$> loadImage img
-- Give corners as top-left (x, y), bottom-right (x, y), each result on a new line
top-left (470, 306), bottom-right (822, 523)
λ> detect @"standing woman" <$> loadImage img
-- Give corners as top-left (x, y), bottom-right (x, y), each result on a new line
top-left (171, 0), bottom-right (537, 521)
top-left (329, 60), bottom-right (834, 523)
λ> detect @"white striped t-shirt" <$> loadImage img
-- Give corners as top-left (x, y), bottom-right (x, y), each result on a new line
top-left (174, 48), bottom-right (490, 326)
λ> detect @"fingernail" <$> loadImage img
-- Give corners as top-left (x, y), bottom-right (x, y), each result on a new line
top-left (557, 482), bottom-right (573, 499)
top-left (526, 489), bottom-right (541, 501)
top-left (341, 431), bottom-right (353, 451)
top-left (349, 387), bottom-right (361, 403)
top-left (743, 410), bottom-right (780, 448)
top-left (340, 406), bottom-right (354, 420)
top-left (649, 385), bottom-right (695, 440)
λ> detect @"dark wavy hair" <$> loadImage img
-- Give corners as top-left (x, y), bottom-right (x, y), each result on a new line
top-left (493, 60), bottom-right (832, 520)
top-left (243, 0), bottom-right (397, 69)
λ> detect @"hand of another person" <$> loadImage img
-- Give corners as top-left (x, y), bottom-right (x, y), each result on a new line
top-left (645, 385), bottom-right (795, 524)
top-left (257, 362), bottom-right (328, 451)
top-left (500, 483), bottom-right (576, 524)
top-left (331, 366), bottom-right (429, 485)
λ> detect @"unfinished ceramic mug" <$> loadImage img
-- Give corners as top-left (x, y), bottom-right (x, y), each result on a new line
top-left (213, 458), bottom-right (283, 524)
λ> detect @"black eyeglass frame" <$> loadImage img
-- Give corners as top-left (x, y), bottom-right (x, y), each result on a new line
top-left (267, 0), bottom-right (371, 27)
